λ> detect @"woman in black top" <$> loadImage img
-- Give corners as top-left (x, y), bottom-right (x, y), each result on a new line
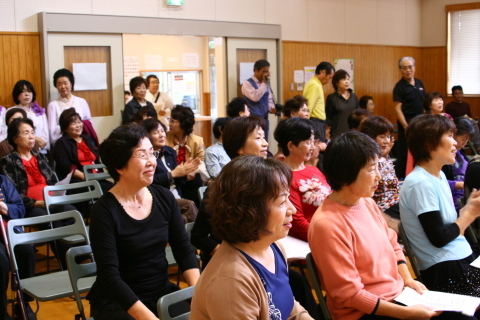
top-left (87, 124), bottom-right (199, 320)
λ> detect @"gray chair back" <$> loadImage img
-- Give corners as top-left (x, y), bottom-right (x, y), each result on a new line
top-left (398, 222), bottom-right (422, 281)
top-left (66, 245), bottom-right (96, 320)
top-left (83, 164), bottom-right (112, 181)
top-left (43, 180), bottom-right (103, 215)
top-left (305, 253), bottom-right (332, 320)
top-left (157, 286), bottom-right (194, 320)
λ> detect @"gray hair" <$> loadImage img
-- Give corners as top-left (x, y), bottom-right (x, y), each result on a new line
top-left (398, 56), bottom-right (416, 68)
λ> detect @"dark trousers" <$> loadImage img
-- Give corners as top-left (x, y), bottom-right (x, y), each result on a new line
top-left (0, 241), bottom-right (35, 317)
top-left (394, 122), bottom-right (407, 179)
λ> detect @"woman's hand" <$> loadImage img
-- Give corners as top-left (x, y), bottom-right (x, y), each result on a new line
top-left (460, 189), bottom-right (480, 219)
top-left (404, 279), bottom-right (427, 294)
top-left (34, 201), bottom-right (46, 209)
top-left (402, 305), bottom-right (441, 320)
top-left (171, 158), bottom-right (201, 178)
top-left (127, 301), bottom-right (158, 320)
top-left (35, 136), bottom-right (47, 149)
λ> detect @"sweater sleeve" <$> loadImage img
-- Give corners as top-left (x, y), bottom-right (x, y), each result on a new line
top-left (47, 101), bottom-right (61, 145)
top-left (289, 183), bottom-right (309, 242)
top-left (204, 150), bottom-right (221, 179)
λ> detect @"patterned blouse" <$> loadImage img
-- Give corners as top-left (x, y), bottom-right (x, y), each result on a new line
top-left (372, 157), bottom-right (400, 211)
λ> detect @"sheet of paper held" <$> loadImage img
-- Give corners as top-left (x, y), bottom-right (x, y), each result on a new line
top-left (394, 287), bottom-right (480, 316)
top-left (52, 170), bottom-right (74, 197)
top-left (470, 255), bottom-right (480, 268)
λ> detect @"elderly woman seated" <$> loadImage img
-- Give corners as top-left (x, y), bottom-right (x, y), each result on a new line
top-left (204, 117), bottom-right (231, 179)
top-left (191, 156), bottom-right (313, 320)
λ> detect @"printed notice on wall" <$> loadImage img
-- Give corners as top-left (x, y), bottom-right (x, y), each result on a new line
top-left (183, 53), bottom-right (199, 68)
top-left (304, 67), bottom-right (316, 83)
top-left (334, 58), bottom-right (354, 91)
top-left (124, 56), bottom-right (140, 87)
top-left (239, 62), bottom-right (255, 85)
top-left (294, 70), bottom-right (305, 83)
top-left (73, 63), bottom-right (107, 91)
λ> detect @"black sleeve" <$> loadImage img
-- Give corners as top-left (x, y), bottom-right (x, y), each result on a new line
top-left (190, 188), bottom-right (220, 254)
top-left (122, 103), bottom-right (134, 125)
top-left (465, 161), bottom-right (480, 191)
top-left (418, 210), bottom-right (460, 248)
top-left (441, 164), bottom-right (454, 181)
top-left (325, 94), bottom-right (336, 127)
top-left (52, 137), bottom-right (75, 181)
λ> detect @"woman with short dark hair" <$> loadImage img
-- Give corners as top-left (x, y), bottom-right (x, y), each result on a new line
top-left (326, 69), bottom-right (359, 139)
top-left (401, 114), bottom-right (480, 297)
top-left (47, 68), bottom-right (92, 144)
top-left (283, 95), bottom-right (309, 119)
top-left (191, 156), bottom-right (312, 320)
top-left (424, 92), bottom-right (452, 119)
top-left (122, 76), bottom-right (156, 125)
top-left (11, 79), bottom-right (49, 152)
top-left (87, 124), bottom-right (200, 320)
top-left (359, 95), bottom-right (375, 113)
top-left (309, 131), bottom-right (443, 320)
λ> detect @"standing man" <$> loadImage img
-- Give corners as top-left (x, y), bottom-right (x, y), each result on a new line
top-left (393, 56), bottom-right (425, 179)
top-left (303, 62), bottom-right (335, 142)
top-left (241, 59), bottom-right (276, 139)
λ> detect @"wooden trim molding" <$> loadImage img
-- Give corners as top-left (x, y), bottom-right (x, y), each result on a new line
top-left (446, 2), bottom-right (480, 12)
top-left (0, 32), bottom-right (39, 35)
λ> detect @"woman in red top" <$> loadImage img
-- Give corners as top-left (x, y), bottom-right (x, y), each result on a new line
top-left (274, 117), bottom-right (331, 241)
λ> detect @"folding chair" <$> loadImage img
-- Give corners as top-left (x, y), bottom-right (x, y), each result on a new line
top-left (157, 286), bottom-right (194, 320)
top-left (185, 222), bottom-right (201, 266)
top-left (83, 164), bottom-right (112, 182)
top-left (305, 253), bottom-right (332, 320)
top-left (197, 186), bottom-right (207, 202)
top-left (398, 223), bottom-right (422, 281)
top-left (66, 245), bottom-right (96, 320)
top-left (7, 210), bottom-right (94, 316)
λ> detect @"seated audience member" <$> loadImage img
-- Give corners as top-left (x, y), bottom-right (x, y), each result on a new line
top-left (424, 91), bottom-right (452, 119)
top-left (205, 117), bottom-right (231, 179)
top-left (87, 124), bottom-right (200, 320)
top-left (360, 116), bottom-right (400, 233)
top-left (166, 105), bottom-right (206, 206)
top-left (446, 85), bottom-right (471, 119)
top-left (226, 97), bottom-right (250, 118)
top-left (442, 117), bottom-right (475, 211)
top-left (0, 109), bottom-right (40, 159)
top-left (0, 174), bottom-right (37, 320)
top-left (191, 156), bottom-right (313, 320)
top-left (124, 90), bottom-right (131, 104)
top-left (274, 117), bottom-right (330, 241)
top-left (0, 118), bottom-right (75, 269)
top-left (140, 118), bottom-right (200, 223)
top-left (122, 76), bottom-right (156, 125)
top-left (359, 95), bottom-right (375, 113)
top-left (52, 108), bottom-right (113, 194)
top-left (130, 106), bottom-right (156, 125)
top-left (401, 115), bottom-right (480, 299)
top-left (305, 129), bottom-right (323, 168)
top-left (348, 108), bottom-right (371, 131)
top-left (282, 95), bottom-right (309, 119)
top-left (47, 68), bottom-right (93, 145)
top-left (309, 131), bottom-right (449, 320)
top-left (11, 80), bottom-right (49, 152)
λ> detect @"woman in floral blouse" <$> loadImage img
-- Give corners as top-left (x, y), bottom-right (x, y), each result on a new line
top-left (274, 117), bottom-right (331, 241)
top-left (360, 116), bottom-right (400, 233)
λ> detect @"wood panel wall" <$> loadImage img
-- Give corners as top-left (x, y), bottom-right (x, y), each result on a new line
top-left (0, 33), bottom-right (43, 109)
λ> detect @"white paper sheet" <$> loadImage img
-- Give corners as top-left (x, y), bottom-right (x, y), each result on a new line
top-left (73, 63), bottom-right (107, 91)
top-left (51, 170), bottom-right (74, 197)
top-left (124, 56), bottom-right (140, 86)
top-left (239, 62), bottom-right (255, 85)
top-left (304, 66), bottom-right (316, 83)
top-left (183, 53), bottom-right (199, 68)
top-left (278, 235), bottom-right (310, 261)
top-left (470, 255), bottom-right (480, 268)
top-left (334, 58), bottom-right (354, 91)
top-left (294, 70), bottom-right (304, 83)
top-left (144, 55), bottom-right (163, 70)
top-left (395, 287), bottom-right (480, 316)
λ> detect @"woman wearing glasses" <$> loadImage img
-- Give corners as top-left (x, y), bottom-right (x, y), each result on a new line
top-left (88, 124), bottom-right (200, 320)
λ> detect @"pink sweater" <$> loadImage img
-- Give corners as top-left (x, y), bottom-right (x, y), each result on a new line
top-left (308, 198), bottom-right (405, 320)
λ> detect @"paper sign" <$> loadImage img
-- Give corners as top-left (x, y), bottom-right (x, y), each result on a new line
top-left (239, 62), bottom-right (255, 85)
top-left (73, 63), bottom-right (107, 91)
top-left (304, 66), bottom-right (316, 83)
top-left (123, 56), bottom-right (140, 86)
top-left (334, 58), bottom-right (354, 91)
top-left (294, 70), bottom-right (304, 83)
top-left (183, 53), bottom-right (199, 68)
top-left (144, 55), bottom-right (163, 70)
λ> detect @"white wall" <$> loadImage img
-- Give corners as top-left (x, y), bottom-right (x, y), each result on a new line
top-left (421, 0), bottom-right (480, 47)
top-left (0, 0), bottom-right (423, 46)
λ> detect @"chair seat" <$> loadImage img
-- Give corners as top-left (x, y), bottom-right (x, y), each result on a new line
top-left (61, 226), bottom-right (90, 245)
top-left (21, 270), bottom-right (96, 301)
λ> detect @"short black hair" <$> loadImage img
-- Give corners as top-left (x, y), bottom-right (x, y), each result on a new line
top-left (451, 85), bottom-right (463, 93)
top-left (283, 95), bottom-right (308, 118)
top-left (140, 117), bottom-right (167, 142)
top-left (254, 59), bottom-right (270, 71)
top-left (323, 131), bottom-right (380, 191)
top-left (407, 114), bottom-right (456, 166)
top-left (130, 106), bottom-right (157, 124)
top-left (5, 108), bottom-right (27, 125)
top-left (208, 156), bottom-right (292, 244)
top-left (12, 80), bottom-right (37, 105)
top-left (359, 95), bottom-right (373, 110)
top-left (53, 68), bottom-right (75, 91)
top-left (212, 117), bottom-right (231, 140)
top-left (454, 117), bottom-right (474, 138)
top-left (8, 118), bottom-right (35, 151)
top-left (226, 97), bottom-right (248, 118)
top-left (99, 124), bottom-right (149, 182)
top-left (348, 109), bottom-right (371, 130)
top-left (223, 116), bottom-right (266, 159)
top-left (171, 105), bottom-right (195, 136)
top-left (129, 76), bottom-right (147, 95)
top-left (146, 75), bottom-right (159, 87)
top-left (274, 117), bottom-right (315, 157)
top-left (359, 116), bottom-right (394, 140)
top-left (124, 90), bottom-right (131, 95)
top-left (423, 92), bottom-right (444, 113)
top-left (59, 108), bottom-right (82, 133)
top-left (315, 62), bottom-right (335, 75)
top-left (332, 69), bottom-right (350, 92)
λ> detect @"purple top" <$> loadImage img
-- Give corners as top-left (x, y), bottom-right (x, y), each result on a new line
top-left (447, 150), bottom-right (469, 210)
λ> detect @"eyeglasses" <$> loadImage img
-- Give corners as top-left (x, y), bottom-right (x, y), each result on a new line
top-left (131, 151), bottom-right (159, 160)
top-left (400, 65), bottom-right (414, 71)
top-left (19, 130), bottom-right (35, 137)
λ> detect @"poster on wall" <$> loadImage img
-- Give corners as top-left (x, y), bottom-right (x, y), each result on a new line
top-left (183, 53), bottom-right (199, 68)
top-left (124, 56), bottom-right (140, 90)
top-left (304, 67), bottom-right (316, 83)
top-left (334, 59), bottom-right (354, 91)
top-left (73, 63), bottom-right (107, 91)
top-left (239, 62), bottom-right (254, 85)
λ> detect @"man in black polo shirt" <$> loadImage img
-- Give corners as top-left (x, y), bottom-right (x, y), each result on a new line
top-left (393, 56), bottom-right (425, 179)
